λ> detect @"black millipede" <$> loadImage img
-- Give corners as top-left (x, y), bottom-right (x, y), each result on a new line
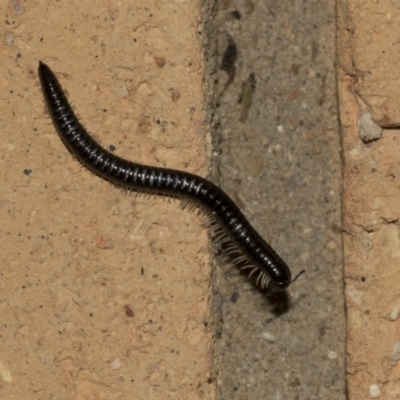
top-left (38, 61), bottom-right (302, 292)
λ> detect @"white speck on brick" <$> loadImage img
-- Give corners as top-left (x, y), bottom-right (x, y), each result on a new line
top-left (4, 32), bottom-right (15, 46)
top-left (369, 383), bottom-right (380, 398)
top-left (0, 361), bottom-right (12, 383)
top-left (110, 357), bottom-right (122, 370)
top-left (345, 284), bottom-right (362, 305)
top-left (359, 112), bottom-right (382, 142)
top-left (392, 341), bottom-right (400, 361)
top-left (390, 305), bottom-right (399, 321)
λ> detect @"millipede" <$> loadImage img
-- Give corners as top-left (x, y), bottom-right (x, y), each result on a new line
top-left (38, 61), bottom-right (302, 292)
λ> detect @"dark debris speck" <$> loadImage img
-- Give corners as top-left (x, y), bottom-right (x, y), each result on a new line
top-left (230, 292), bottom-right (239, 303)
top-left (124, 305), bottom-right (134, 318)
top-left (231, 10), bottom-right (241, 19)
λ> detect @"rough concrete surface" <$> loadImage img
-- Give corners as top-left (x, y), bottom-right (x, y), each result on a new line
top-left (338, 1), bottom-right (400, 399)
top-left (212, 0), bottom-right (345, 399)
top-left (0, 1), bottom-right (214, 399)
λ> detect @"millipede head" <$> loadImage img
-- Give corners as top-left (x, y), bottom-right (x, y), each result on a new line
top-left (268, 269), bottom-right (306, 292)
top-left (268, 279), bottom-right (291, 292)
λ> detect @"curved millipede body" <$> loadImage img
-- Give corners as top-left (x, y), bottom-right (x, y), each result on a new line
top-left (38, 61), bottom-right (293, 291)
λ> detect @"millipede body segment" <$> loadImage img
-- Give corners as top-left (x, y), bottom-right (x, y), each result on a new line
top-left (38, 61), bottom-right (292, 291)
